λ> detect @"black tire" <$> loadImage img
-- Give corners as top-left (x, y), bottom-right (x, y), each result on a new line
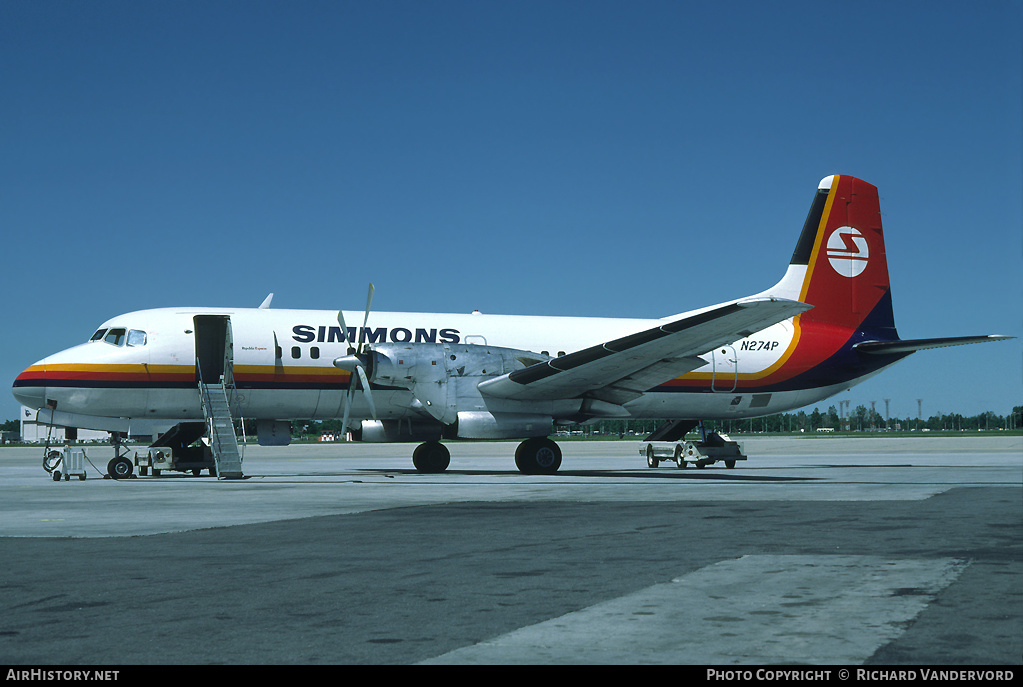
top-left (515, 438), bottom-right (562, 475)
top-left (674, 444), bottom-right (687, 469)
top-left (413, 441), bottom-right (450, 473)
top-left (107, 456), bottom-right (133, 479)
top-left (646, 444), bottom-right (658, 468)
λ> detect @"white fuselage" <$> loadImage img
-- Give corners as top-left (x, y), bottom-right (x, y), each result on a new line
top-left (14, 304), bottom-right (881, 434)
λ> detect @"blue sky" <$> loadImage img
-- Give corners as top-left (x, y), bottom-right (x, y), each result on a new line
top-left (2, 0), bottom-right (1020, 423)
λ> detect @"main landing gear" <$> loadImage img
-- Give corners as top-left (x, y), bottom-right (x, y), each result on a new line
top-left (412, 441), bottom-right (450, 473)
top-left (410, 437), bottom-right (563, 475)
top-left (514, 437), bottom-right (562, 475)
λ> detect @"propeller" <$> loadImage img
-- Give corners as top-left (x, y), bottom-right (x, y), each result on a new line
top-left (334, 284), bottom-right (376, 435)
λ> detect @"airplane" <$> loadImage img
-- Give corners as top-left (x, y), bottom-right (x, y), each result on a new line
top-left (12, 174), bottom-right (1012, 477)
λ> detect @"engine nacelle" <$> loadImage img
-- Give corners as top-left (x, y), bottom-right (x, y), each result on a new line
top-left (366, 342), bottom-right (543, 388)
top-left (356, 343), bottom-right (549, 426)
top-left (364, 343), bottom-right (450, 390)
top-left (360, 420), bottom-right (443, 443)
top-left (454, 411), bottom-right (553, 440)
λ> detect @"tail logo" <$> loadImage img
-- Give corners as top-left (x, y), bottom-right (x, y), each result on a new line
top-left (826, 226), bottom-right (869, 277)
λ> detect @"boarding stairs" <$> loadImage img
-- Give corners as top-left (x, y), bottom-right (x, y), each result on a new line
top-left (198, 362), bottom-right (244, 479)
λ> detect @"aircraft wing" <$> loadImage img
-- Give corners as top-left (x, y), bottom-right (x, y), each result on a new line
top-left (477, 297), bottom-right (812, 404)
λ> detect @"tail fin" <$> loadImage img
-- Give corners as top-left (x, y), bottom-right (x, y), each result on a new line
top-left (767, 175), bottom-right (897, 340)
top-left (763, 175), bottom-right (1013, 374)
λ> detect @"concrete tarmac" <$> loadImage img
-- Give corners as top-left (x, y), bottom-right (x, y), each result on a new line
top-left (0, 436), bottom-right (1019, 665)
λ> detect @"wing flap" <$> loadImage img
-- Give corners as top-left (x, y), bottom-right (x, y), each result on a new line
top-left (478, 297), bottom-right (811, 401)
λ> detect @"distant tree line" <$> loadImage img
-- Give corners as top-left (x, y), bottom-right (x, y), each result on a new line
top-left (586, 404), bottom-right (1023, 436)
top-left (291, 404), bottom-right (1023, 439)
top-left (5, 405), bottom-right (1020, 441)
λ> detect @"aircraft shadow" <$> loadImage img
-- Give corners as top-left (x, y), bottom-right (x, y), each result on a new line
top-left (352, 468), bottom-right (818, 482)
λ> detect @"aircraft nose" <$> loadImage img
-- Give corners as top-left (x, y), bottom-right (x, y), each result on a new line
top-left (12, 366), bottom-right (45, 409)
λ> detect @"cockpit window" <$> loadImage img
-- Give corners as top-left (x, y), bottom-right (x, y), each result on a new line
top-left (92, 327), bottom-right (147, 346)
top-left (104, 328), bottom-right (126, 346)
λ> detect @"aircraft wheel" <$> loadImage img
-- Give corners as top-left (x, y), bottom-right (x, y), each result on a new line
top-left (725, 460), bottom-right (736, 469)
top-left (646, 445), bottom-right (658, 468)
top-left (107, 456), bottom-right (133, 479)
top-left (413, 441), bottom-right (450, 473)
top-left (515, 438), bottom-right (562, 475)
top-left (674, 444), bottom-right (687, 469)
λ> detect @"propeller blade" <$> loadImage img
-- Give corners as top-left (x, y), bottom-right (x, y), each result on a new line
top-left (338, 283), bottom-right (376, 434)
top-left (363, 283), bottom-right (375, 324)
top-left (356, 365), bottom-right (376, 419)
top-left (337, 309), bottom-right (352, 352)
top-left (357, 283), bottom-right (374, 353)
top-left (340, 383), bottom-right (354, 436)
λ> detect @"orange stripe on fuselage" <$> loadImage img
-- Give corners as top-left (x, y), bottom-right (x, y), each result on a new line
top-left (18, 363), bottom-right (352, 386)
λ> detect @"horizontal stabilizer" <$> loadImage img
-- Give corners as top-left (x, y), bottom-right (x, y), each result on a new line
top-left (855, 335), bottom-right (1013, 355)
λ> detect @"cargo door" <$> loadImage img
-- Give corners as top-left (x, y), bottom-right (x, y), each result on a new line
top-left (711, 344), bottom-right (738, 393)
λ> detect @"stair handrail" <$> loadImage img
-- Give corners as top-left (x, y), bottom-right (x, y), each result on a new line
top-left (196, 357), bottom-right (240, 472)
top-left (196, 357), bottom-right (219, 455)
top-left (220, 349), bottom-right (244, 459)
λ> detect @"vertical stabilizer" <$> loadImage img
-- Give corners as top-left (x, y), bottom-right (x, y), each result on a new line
top-left (765, 175), bottom-right (896, 340)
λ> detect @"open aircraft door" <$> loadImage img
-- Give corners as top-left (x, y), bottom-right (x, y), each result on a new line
top-left (193, 315), bottom-right (233, 385)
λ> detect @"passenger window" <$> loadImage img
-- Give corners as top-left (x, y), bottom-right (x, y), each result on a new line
top-left (310, 347), bottom-right (320, 360)
top-left (127, 330), bottom-right (147, 347)
top-left (291, 346), bottom-right (301, 359)
top-left (90, 329), bottom-right (107, 342)
top-left (104, 328), bottom-right (126, 346)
